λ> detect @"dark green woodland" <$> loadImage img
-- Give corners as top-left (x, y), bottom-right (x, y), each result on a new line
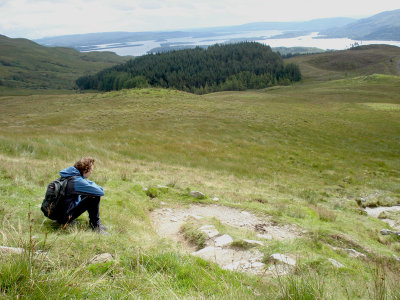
top-left (76, 42), bottom-right (301, 94)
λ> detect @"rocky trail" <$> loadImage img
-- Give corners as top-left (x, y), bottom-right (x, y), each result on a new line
top-left (150, 204), bottom-right (304, 275)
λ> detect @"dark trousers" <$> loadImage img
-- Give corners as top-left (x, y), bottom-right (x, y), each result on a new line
top-left (59, 196), bottom-right (101, 226)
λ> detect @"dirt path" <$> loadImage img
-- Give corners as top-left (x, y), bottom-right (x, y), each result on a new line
top-left (150, 204), bottom-right (304, 275)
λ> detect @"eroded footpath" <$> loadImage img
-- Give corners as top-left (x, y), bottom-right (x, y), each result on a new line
top-left (150, 204), bottom-right (304, 275)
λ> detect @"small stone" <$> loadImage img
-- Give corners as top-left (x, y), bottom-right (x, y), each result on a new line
top-left (268, 253), bottom-right (296, 266)
top-left (160, 201), bottom-right (166, 205)
top-left (241, 211), bottom-right (251, 216)
top-left (199, 225), bottom-right (219, 238)
top-left (157, 185), bottom-right (169, 191)
top-left (190, 191), bottom-right (206, 199)
top-left (346, 249), bottom-right (366, 258)
top-left (393, 255), bottom-right (400, 262)
top-left (213, 197), bottom-right (219, 201)
top-left (90, 253), bottom-right (113, 264)
top-left (0, 246), bottom-right (24, 254)
top-left (380, 229), bottom-right (392, 235)
top-left (142, 187), bottom-right (148, 191)
top-left (243, 239), bottom-right (264, 246)
top-left (214, 234), bottom-right (233, 247)
top-left (380, 229), bottom-right (400, 236)
top-left (328, 258), bottom-right (344, 268)
top-left (0, 245), bottom-right (46, 256)
top-left (170, 217), bottom-right (178, 222)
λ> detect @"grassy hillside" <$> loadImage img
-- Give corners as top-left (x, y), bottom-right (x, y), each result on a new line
top-left (0, 35), bottom-right (129, 92)
top-left (0, 74), bottom-right (399, 298)
top-left (320, 9), bottom-right (400, 41)
top-left (287, 44), bottom-right (400, 82)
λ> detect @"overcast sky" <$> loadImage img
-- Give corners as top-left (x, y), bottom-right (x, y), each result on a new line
top-left (0, 0), bottom-right (399, 39)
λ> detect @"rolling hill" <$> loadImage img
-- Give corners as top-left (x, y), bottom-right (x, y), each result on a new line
top-left (0, 34), bottom-right (129, 91)
top-left (320, 9), bottom-right (400, 41)
top-left (286, 44), bottom-right (400, 81)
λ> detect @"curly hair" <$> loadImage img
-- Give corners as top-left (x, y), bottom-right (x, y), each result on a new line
top-left (74, 157), bottom-right (95, 175)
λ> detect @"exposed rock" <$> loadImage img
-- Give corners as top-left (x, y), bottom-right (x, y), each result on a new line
top-left (380, 229), bottom-right (400, 236)
top-left (329, 246), bottom-right (367, 258)
top-left (0, 245), bottom-right (46, 255)
top-left (0, 245), bottom-right (24, 254)
top-left (157, 185), bottom-right (169, 191)
top-left (150, 204), bottom-right (304, 276)
top-left (242, 239), bottom-right (264, 246)
top-left (213, 197), bottom-right (219, 202)
top-left (90, 253), bottom-right (113, 264)
top-left (267, 254), bottom-right (297, 276)
top-left (346, 248), bottom-right (367, 258)
top-left (199, 225), bottom-right (219, 238)
top-left (191, 246), bottom-right (218, 257)
top-left (192, 247), bottom-right (266, 275)
top-left (393, 255), bottom-right (400, 262)
top-left (366, 206), bottom-right (400, 217)
top-left (223, 261), bottom-right (242, 271)
top-left (328, 258), bottom-right (344, 268)
top-left (190, 191), bottom-right (206, 199)
top-left (223, 260), bottom-right (266, 273)
top-left (214, 234), bottom-right (233, 247)
top-left (268, 253), bottom-right (296, 266)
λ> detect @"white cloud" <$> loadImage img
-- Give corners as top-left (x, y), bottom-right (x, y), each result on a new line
top-left (0, 0), bottom-right (399, 39)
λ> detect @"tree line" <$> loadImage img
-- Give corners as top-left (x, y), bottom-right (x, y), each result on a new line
top-left (76, 42), bottom-right (301, 94)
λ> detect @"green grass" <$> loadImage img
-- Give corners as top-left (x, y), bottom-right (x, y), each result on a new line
top-left (0, 35), bottom-right (129, 92)
top-left (0, 72), bottom-right (400, 298)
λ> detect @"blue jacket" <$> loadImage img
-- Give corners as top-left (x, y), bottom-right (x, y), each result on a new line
top-left (59, 166), bottom-right (104, 209)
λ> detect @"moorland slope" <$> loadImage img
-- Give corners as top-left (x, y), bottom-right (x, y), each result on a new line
top-left (287, 44), bottom-right (400, 81)
top-left (0, 35), bottom-right (129, 91)
top-left (1, 73), bottom-right (400, 298)
top-left (0, 39), bottom-right (400, 298)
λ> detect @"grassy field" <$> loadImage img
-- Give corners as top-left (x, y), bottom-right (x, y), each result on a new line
top-left (0, 72), bottom-right (400, 298)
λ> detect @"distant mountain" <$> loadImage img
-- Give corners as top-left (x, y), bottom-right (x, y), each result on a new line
top-left (0, 35), bottom-right (129, 90)
top-left (34, 17), bottom-right (355, 51)
top-left (321, 9), bottom-right (400, 41)
top-left (216, 17), bottom-right (356, 32)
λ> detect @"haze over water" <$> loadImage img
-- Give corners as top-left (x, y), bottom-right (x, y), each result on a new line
top-left (86, 30), bottom-right (400, 56)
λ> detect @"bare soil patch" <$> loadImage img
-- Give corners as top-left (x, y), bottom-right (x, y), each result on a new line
top-left (150, 204), bottom-right (304, 275)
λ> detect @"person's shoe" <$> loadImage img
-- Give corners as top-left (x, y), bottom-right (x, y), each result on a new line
top-left (90, 220), bottom-right (109, 234)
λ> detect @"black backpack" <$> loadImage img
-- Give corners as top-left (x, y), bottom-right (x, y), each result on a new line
top-left (41, 176), bottom-right (73, 220)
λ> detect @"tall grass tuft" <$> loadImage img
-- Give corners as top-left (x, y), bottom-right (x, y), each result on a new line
top-left (275, 268), bottom-right (326, 300)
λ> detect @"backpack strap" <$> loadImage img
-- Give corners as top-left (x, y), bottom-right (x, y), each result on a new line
top-left (59, 176), bottom-right (74, 198)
